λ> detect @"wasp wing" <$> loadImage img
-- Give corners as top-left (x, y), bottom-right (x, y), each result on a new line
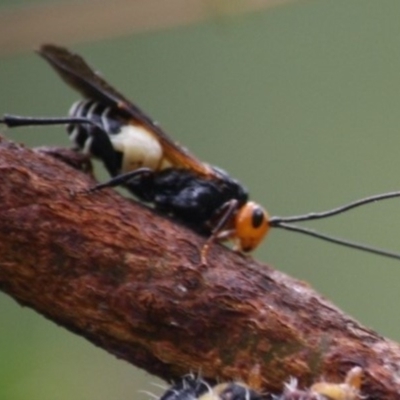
top-left (38, 44), bottom-right (214, 177)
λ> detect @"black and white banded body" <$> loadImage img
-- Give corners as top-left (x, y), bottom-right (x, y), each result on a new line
top-left (67, 99), bottom-right (171, 177)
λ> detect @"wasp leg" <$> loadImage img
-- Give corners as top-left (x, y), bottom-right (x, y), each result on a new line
top-left (86, 167), bottom-right (154, 193)
top-left (0, 114), bottom-right (96, 128)
top-left (0, 114), bottom-right (121, 178)
top-left (86, 127), bottom-right (121, 177)
top-left (200, 199), bottom-right (239, 265)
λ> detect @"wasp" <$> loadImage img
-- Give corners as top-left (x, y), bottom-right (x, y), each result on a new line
top-left (3, 44), bottom-right (400, 264)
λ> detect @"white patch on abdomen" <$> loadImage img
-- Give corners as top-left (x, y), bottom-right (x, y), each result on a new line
top-left (110, 124), bottom-right (164, 172)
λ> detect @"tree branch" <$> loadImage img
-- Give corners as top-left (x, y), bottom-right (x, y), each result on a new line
top-left (0, 135), bottom-right (398, 399)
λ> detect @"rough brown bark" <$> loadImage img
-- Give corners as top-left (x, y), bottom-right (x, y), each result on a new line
top-left (0, 135), bottom-right (399, 399)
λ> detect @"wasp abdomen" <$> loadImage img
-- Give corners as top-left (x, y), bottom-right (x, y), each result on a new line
top-left (67, 100), bottom-right (119, 149)
top-left (67, 100), bottom-right (165, 175)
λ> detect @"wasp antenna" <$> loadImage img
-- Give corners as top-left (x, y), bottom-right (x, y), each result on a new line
top-left (275, 222), bottom-right (400, 261)
top-left (269, 190), bottom-right (400, 225)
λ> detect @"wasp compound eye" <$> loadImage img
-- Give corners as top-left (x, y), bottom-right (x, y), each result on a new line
top-left (235, 202), bottom-right (270, 252)
top-left (252, 207), bottom-right (266, 229)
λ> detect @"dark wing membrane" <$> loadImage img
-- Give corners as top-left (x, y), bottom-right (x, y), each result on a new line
top-left (38, 44), bottom-right (215, 177)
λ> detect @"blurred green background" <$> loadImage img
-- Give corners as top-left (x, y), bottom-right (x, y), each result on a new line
top-left (2, 0), bottom-right (400, 399)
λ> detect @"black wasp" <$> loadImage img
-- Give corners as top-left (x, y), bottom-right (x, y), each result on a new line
top-left (3, 44), bottom-right (400, 263)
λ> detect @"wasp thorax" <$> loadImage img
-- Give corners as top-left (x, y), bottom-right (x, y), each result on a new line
top-left (235, 201), bottom-right (270, 252)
